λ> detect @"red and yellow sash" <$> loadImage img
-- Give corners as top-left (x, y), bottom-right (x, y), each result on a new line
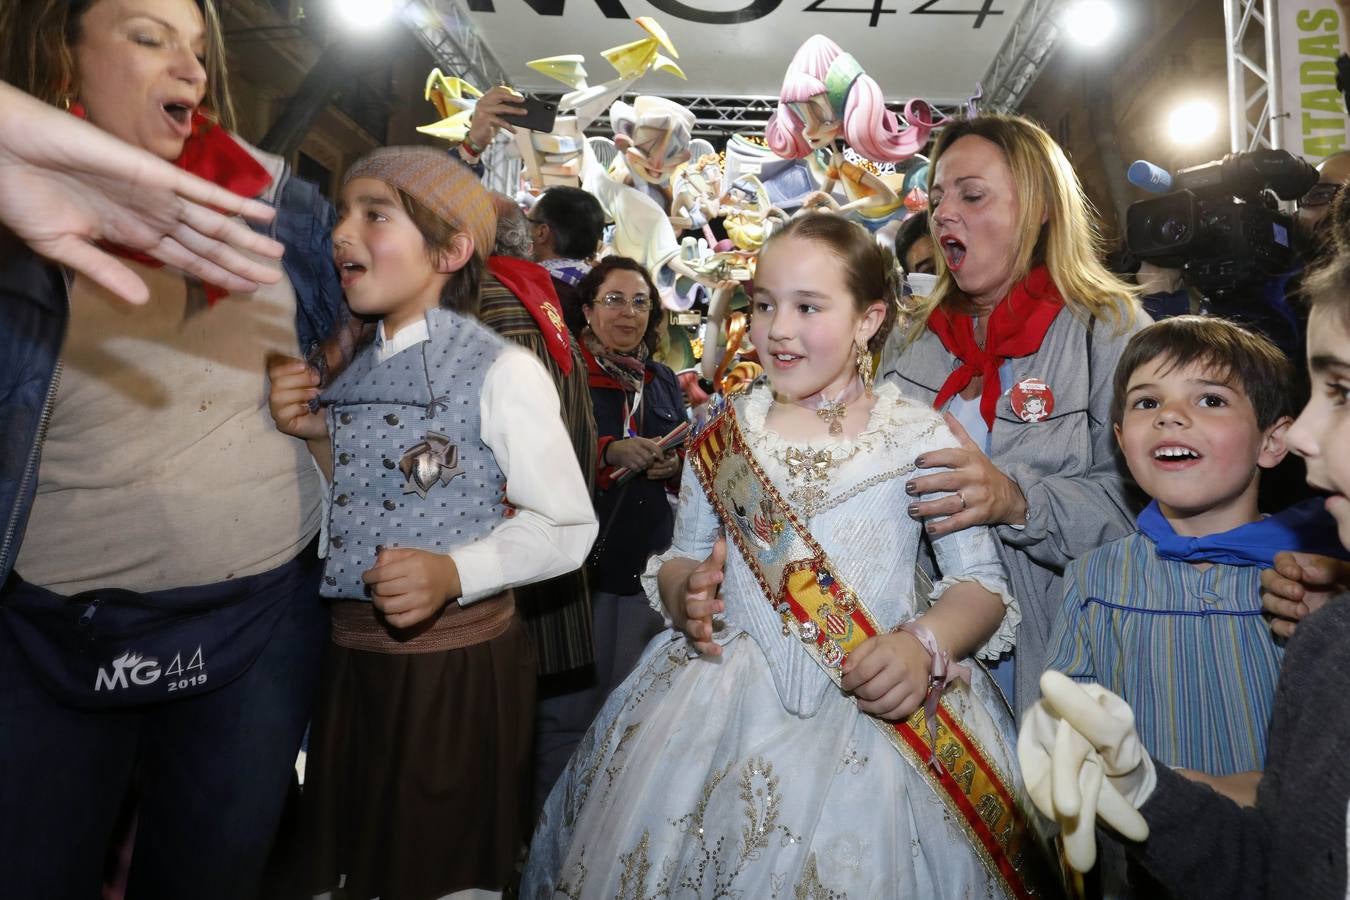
top-left (688, 403), bottom-right (1061, 900)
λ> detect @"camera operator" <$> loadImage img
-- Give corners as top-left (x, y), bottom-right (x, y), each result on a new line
top-left (1294, 151), bottom-right (1350, 263)
top-left (1124, 149), bottom-right (1319, 365)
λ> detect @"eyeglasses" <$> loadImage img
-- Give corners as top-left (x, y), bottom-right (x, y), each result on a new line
top-left (1300, 182), bottom-right (1343, 208)
top-left (600, 292), bottom-right (652, 312)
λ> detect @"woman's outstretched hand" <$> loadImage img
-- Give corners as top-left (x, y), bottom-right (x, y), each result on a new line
top-left (0, 82), bottom-right (284, 304)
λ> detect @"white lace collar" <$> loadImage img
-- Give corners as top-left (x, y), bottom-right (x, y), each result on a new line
top-left (739, 380), bottom-right (904, 458)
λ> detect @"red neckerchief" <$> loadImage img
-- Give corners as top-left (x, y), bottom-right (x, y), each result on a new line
top-left (926, 265), bottom-right (1063, 428)
top-left (69, 103), bottom-right (273, 304)
top-left (486, 256), bottom-right (574, 374)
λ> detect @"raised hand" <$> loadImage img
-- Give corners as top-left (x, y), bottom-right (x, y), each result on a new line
top-left (680, 534), bottom-right (727, 657)
top-left (0, 82), bottom-right (284, 304)
top-left (465, 85), bottom-right (527, 151)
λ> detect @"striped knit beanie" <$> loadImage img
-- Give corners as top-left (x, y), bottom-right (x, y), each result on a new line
top-left (344, 146), bottom-right (497, 262)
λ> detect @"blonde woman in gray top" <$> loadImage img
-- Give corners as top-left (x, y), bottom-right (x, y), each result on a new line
top-left (882, 113), bottom-right (1149, 713)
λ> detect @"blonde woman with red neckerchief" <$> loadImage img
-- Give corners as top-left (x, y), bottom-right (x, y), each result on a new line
top-left (882, 113), bottom-right (1148, 716)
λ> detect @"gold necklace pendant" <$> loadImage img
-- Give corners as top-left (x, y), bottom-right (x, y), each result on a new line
top-left (816, 399), bottom-right (847, 436)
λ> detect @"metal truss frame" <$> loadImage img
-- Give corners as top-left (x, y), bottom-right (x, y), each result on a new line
top-left (980, 0), bottom-right (1065, 113)
top-left (400, 0), bottom-right (520, 191)
top-left (1223, 0), bottom-right (1282, 152)
top-left (402, 0), bottom-right (511, 89)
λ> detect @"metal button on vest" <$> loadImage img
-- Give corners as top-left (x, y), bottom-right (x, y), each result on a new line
top-left (335, 494), bottom-right (349, 506)
top-left (384, 413), bottom-right (399, 426)
top-left (331, 535), bottom-right (344, 549)
top-left (339, 412), bottom-right (352, 425)
top-left (383, 499), bottom-right (397, 511)
top-left (383, 458), bottom-right (396, 469)
top-left (338, 452), bottom-right (351, 465)
top-left (324, 576), bottom-right (336, 586)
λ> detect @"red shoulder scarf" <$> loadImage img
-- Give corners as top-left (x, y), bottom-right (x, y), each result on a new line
top-left (486, 255), bottom-right (574, 374)
top-left (926, 265), bottom-right (1063, 428)
top-left (71, 104), bottom-right (273, 304)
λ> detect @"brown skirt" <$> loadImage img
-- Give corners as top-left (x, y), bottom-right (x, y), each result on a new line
top-left (301, 615), bottom-right (536, 900)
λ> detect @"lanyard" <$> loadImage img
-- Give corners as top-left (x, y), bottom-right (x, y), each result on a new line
top-left (623, 382), bottom-right (645, 438)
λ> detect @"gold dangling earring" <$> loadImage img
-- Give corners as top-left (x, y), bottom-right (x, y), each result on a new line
top-left (855, 342), bottom-right (875, 397)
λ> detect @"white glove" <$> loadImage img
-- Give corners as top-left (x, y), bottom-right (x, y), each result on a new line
top-left (1017, 670), bottom-right (1157, 872)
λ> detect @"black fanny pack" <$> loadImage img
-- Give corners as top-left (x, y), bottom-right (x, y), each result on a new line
top-left (0, 542), bottom-right (320, 710)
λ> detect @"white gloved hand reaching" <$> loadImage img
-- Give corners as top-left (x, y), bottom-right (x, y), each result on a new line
top-left (1017, 670), bottom-right (1157, 872)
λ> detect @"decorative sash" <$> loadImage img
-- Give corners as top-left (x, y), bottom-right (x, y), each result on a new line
top-left (688, 404), bottom-right (1059, 900)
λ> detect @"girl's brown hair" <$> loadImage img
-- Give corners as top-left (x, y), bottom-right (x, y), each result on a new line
top-left (578, 256), bottom-right (664, 355)
top-left (400, 190), bottom-right (484, 318)
top-left (759, 213), bottom-right (901, 355)
top-left (1, 0), bottom-right (236, 131)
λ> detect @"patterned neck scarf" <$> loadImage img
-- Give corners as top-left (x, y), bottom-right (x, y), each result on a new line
top-left (583, 326), bottom-right (648, 396)
top-left (540, 257), bottom-right (592, 288)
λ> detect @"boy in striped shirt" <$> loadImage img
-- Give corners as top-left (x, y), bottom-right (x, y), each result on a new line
top-left (1046, 316), bottom-right (1342, 797)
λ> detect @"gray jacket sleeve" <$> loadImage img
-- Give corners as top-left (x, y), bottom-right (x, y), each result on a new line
top-left (1129, 763), bottom-right (1271, 899)
top-left (995, 307), bottom-right (1150, 569)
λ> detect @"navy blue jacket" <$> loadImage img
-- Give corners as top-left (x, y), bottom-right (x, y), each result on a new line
top-left (584, 345), bottom-right (682, 595)
top-left (0, 166), bottom-right (343, 584)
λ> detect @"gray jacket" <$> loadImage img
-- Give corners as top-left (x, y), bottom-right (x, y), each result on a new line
top-left (881, 302), bottom-right (1151, 712)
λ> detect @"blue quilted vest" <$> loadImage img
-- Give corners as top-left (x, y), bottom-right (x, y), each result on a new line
top-left (319, 308), bottom-right (509, 599)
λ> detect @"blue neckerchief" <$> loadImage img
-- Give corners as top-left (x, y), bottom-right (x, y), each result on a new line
top-left (1137, 498), bottom-right (1348, 568)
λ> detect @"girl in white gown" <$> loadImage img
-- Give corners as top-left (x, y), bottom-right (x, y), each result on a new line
top-left (522, 215), bottom-right (1056, 899)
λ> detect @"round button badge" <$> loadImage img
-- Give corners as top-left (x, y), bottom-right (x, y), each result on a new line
top-left (1010, 377), bottom-right (1054, 423)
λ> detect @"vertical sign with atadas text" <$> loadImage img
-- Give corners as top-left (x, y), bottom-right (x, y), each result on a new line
top-left (1278, 1), bottom-right (1350, 163)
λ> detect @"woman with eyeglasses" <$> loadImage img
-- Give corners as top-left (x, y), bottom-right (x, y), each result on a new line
top-left (577, 256), bottom-right (684, 706)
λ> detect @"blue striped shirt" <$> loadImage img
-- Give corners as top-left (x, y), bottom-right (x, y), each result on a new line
top-left (1045, 532), bottom-right (1284, 775)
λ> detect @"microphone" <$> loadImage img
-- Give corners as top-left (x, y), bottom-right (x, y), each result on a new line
top-left (1127, 160), bottom-right (1174, 193)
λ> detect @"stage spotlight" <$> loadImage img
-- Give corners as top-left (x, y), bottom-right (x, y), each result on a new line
top-left (1168, 100), bottom-right (1220, 145)
top-left (334, 0), bottom-right (397, 30)
top-left (1063, 0), bottom-right (1118, 48)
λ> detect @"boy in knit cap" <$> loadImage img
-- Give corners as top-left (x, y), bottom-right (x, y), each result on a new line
top-left (266, 146), bottom-right (597, 899)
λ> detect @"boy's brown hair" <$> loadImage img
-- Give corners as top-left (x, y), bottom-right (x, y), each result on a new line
top-left (399, 191), bottom-right (483, 318)
top-left (1302, 253), bottom-right (1350, 331)
top-left (1109, 315), bottom-right (1294, 429)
